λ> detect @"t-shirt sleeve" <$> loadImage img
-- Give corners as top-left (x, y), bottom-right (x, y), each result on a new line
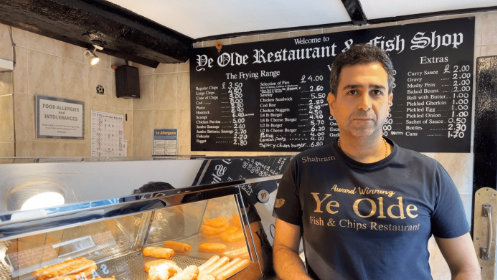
top-left (272, 158), bottom-right (302, 226)
top-left (431, 163), bottom-right (470, 238)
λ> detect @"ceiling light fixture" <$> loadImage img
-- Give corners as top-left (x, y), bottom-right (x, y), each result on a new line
top-left (84, 44), bottom-right (104, 65)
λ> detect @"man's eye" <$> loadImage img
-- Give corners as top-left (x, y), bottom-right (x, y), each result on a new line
top-left (348, 90), bottom-right (358, 95)
top-left (372, 90), bottom-right (383, 95)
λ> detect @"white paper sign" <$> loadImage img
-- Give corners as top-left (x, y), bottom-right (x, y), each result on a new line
top-left (36, 96), bottom-right (84, 139)
top-left (91, 111), bottom-right (125, 157)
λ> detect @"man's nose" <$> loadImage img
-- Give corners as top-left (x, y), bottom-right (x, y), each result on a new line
top-left (357, 93), bottom-right (372, 111)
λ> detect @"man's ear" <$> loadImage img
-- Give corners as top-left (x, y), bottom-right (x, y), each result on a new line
top-left (327, 92), bottom-right (336, 117)
top-left (389, 92), bottom-right (393, 106)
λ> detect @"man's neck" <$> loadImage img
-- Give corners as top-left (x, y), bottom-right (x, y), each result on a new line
top-left (338, 134), bottom-right (390, 163)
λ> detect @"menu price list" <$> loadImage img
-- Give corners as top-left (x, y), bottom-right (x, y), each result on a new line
top-left (191, 17), bottom-right (474, 152)
top-left (193, 75), bottom-right (336, 151)
top-left (384, 62), bottom-right (472, 152)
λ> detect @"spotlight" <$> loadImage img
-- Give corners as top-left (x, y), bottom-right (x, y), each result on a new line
top-left (84, 49), bottom-right (99, 65)
top-left (84, 45), bottom-right (104, 65)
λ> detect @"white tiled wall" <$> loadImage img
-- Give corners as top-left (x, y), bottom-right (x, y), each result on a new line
top-left (0, 27), bottom-right (134, 157)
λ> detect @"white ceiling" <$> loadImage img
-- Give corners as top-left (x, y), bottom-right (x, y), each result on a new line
top-left (104, 0), bottom-right (497, 40)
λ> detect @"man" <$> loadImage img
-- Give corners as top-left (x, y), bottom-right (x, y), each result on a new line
top-left (272, 44), bottom-right (480, 280)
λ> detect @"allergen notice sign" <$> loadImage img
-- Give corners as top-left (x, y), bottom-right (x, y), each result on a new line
top-left (36, 95), bottom-right (84, 139)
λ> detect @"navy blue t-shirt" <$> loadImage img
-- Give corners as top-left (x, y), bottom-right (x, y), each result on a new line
top-left (273, 138), bottom-right (469, 280)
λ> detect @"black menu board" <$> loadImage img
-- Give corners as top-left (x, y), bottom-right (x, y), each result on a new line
top-left (193, 157), bottom-right (291, 204)
top-left (190, 18), bottom-right (474, 152)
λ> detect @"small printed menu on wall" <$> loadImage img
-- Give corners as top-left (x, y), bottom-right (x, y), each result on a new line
top-left (190, 18), bottom-right (475, 153)
top-left (91, 111), bottom-right (125, 157)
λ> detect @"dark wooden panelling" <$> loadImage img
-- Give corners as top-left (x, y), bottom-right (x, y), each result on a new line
top-left (0, 0), bottom-right (193, 68)
top-left (474, 56), bottom-right (497, 193)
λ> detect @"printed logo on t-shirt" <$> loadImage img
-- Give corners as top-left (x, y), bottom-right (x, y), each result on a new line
top-left (301, 155), bottom-right (336, 163)
top-left (274, 198), bottom-right (285, 208)
top-left (308, 184), bottom-right (420, 232)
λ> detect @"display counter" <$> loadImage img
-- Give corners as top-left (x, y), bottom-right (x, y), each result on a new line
top-left (0, 181), bottom-right (264, 280)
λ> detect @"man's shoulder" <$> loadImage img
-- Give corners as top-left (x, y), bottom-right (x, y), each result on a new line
top-left (396, 145), bottom-right (440, 168)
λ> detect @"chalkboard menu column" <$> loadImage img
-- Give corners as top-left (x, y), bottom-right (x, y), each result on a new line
top-left (387, 61), bottom-right (472, 142)
top-left (191, 17), bottom-right (475, 153)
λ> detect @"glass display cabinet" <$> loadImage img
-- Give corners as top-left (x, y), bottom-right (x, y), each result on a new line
top-left (0, 181), bottom-right (262, 280)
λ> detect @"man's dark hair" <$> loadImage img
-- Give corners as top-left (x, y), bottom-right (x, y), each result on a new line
top-left (133, 181), bottom-right (174, 194)
top-left (329, 44), bottom-right (395, 96)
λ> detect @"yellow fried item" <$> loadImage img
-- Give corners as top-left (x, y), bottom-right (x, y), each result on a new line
top-left (211, 258), bottom-right (242, 278)
top-left (33, 257), bottom-right (97, 280)
top-left (199, 255), bottom-right (220, 272)
top-left (163, 241), bottom-right (192, 253)
top-left (52, 263), bottom-right (98, 280)
top-left (220, 229), bottom-right (245, 242)
top-left (204, 217), bottom-right (229, 228)
top-left (32, 257), bottom-right (82, 279)
top-left (216, 259), bottom-right (250, 280)
top-left (201, 232), bottom-right (223, 239)
top-left (201, 225), bottom-right (228, 235)
top-left (202, 256), bottom-right (229, 275)
top-left (230, 215), bottom-right (242, 228)
top-left (222, 247), bottom-right (249, 260)
top-left (169, 265), bottom-right (199, 280)
top-left (199, 243), bottom-right (227, 253)
top-left (144, 259), bottom-right (177, 272)
top-left (148, 262), bottom-right (182, 280)
top-left (198, 275), bottom-right (216, 280)
top-left (224, 226), bottom-right (238, 234)
top-left (143, 247), bottom-right (175, 259)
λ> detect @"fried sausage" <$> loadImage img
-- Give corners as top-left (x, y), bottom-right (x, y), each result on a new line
top-left (163, 241), bottom-right (192, 253)
top-left (143, 247), bottom-right (175, 259)
top-left (199, 243), bottom-right (227, 253)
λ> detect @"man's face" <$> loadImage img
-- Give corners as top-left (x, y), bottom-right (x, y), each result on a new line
top-left (327, 62), bottom-right (393, 138)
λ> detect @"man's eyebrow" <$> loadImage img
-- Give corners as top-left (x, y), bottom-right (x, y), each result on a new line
top-left (370, 84), bottom-right (386, 90)
top-left (342, 84), bottom-right (386, 90)
top-left (342, 84), bottom-right (363, 90)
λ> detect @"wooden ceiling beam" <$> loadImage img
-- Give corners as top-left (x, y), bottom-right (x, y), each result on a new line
top-left (0, 0), bottom-right (194, 68)
top-left (341, 0), bottom-right (368, 26)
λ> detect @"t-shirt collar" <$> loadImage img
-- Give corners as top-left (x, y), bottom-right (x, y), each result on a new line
top-left (332, 137), bottom-right (398, 169)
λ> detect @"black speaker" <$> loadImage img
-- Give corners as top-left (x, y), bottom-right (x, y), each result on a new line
top-left (116, 65), bottom-right (140, 98)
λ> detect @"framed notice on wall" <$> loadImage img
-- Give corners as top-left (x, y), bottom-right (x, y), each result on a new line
top-left (153, 129), bottom-right (178, 155)
top-left (36, 95), bottom-right (84, 139)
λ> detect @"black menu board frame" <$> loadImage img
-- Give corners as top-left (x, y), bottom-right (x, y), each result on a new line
top-left (190, 17), bottom-right (475, 153)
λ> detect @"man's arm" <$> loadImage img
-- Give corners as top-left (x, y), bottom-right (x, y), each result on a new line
top-left (273, 218), bottom-right (312, 280)
top-left (435, 233), bottom-right (481, 280)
